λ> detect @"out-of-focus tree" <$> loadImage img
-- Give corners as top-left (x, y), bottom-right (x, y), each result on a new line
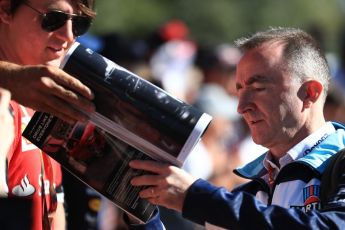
top-left (91, 0), bottom-right (344, 53)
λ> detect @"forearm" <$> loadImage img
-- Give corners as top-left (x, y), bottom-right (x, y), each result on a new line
top-left (182, 179), bottom-right (345, 230)
top-left (52, 202), bottom-right (66, 230)
top-left (0, 61), bottom-right (22, 91)
top-left (0, 88), bottom-right (13, 196)
top-left (0, 61), bottom-right (95, 123)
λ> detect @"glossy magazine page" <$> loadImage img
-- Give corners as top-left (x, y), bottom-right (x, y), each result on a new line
top-left (23, 112), bottom-right (156, 223)
top-left (23, 42), bottom-right (212, 223)
top-left (61, 42), bottom-right (212, 166)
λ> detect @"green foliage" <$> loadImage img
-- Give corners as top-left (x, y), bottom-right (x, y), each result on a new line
top-left (91, 0), bottom-right (345, 53)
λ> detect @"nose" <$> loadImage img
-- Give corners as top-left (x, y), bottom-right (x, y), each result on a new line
top-left (55, 19), bottom-right (74, 42)
top-left (237, 90), bottom-right (254, 114)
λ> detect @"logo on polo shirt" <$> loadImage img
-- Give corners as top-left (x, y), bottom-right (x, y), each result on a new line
top-left (304, 134), bottom-right (329, 156)
top-left (291, 185), bottom-right (321, 212)
top-left (12, 175), bottom-right (35, 197)
top-left (303, 185), bottom-right (321, 210)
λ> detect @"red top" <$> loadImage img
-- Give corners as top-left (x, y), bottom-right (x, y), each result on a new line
top-left (8, 101), bottom-right (62, 230)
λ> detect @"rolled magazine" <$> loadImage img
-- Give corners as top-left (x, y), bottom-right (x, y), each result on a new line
top-left (23, 42), bottom-right (212, 223)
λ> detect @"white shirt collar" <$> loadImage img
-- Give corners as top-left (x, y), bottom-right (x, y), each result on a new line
top-left (284, 121), bottom-right (335, 163)
top-left (264, 121), bottom-right (336, 171)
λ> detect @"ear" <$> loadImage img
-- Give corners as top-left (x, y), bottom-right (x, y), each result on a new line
top-left (0, 0), bottom-right (12, 24)
top-left (302, 80), bottom-right (323, 108)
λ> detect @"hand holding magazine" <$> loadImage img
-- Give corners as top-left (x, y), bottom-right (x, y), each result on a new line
top-left (23, 42), bottom-right (212, 223)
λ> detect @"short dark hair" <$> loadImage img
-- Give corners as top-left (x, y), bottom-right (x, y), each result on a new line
top-left (235, 27), bottom-right (330, 103)
top-left (10, 0), bottom-right (96, 18)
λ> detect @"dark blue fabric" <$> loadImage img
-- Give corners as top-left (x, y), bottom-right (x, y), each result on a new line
top-left (125, 209), bottom-right (165, 230)
top-left (182, 179), bottom-right (345, 230)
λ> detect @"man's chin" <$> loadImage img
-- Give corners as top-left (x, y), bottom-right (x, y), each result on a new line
top-left (251, 133), bottom-right (267, 145)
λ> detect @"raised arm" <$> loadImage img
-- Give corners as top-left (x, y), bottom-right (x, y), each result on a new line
top-left (0, 61), bottom-right (95, 123)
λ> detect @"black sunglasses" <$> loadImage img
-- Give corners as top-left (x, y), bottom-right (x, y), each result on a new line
top-left (23, 2), bottom-right (92, 37)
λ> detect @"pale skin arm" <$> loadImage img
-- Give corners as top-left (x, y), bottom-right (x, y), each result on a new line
top-left (129, 160), bottom-right (197, 212)
top-left (52, 202), bottom-right (66, 230)
top-left (0, 61), bottom-right (95, 123)
top-left (0, 88), bottom-right (12, 196)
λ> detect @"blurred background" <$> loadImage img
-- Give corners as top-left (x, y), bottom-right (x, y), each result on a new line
top-left (63, 1), bottom-right (345, 229)
top-left (91, 0), bottom-right (344, 53)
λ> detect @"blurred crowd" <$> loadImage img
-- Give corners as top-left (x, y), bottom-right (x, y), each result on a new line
top-left (61, 20), bottom-right (345, 230)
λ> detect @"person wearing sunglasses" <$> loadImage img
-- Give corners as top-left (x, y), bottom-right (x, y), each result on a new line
top-left (0, 0), bottom-right (96, 229)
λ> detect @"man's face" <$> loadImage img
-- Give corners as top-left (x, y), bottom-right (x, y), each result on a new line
top-left (235, 41), bottom-right (305, 152)
top-left (3, 0), bottom-right (77, 66)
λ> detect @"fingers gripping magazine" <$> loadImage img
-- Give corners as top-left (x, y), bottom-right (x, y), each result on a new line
top-left (23, 42), bottom-right (212, 223)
